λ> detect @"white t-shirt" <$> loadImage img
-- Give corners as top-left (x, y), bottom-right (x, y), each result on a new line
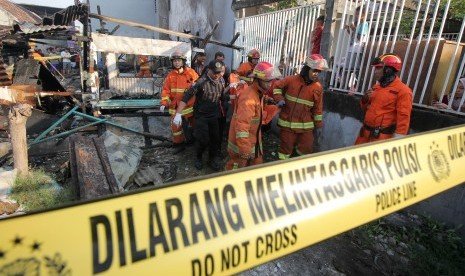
top-left (61, 51), bottom-right (71, 63)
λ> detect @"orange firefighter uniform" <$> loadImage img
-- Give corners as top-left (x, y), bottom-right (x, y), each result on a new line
top-left (236, 62), bottom-right (255, 83)
top-left (273, 75), bottom-right (323, 159)
top-left (137, 55), bottom-right (151, 78)
top-left (228, 72), bottom-right (248, 109)
top-left (354, 76), bottom-right (412, 144)
top-left (161, 67), bottom-right (199, 144)
top-left (225, 82), bottom-right (265, 170)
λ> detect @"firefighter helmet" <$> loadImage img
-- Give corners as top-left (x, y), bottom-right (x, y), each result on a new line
top-left (247, 48), bottom-right (261, 59)
top-left (252, 62), bottom-right (278, 81)
top-left (305, 54), bottom-right (329, 70)
top-left (372, 53), bottom-right (402, 71)
top-left (170, 49), bottom-right (187, 61)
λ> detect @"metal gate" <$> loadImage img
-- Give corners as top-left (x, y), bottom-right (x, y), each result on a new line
top-left (234, 1), bottom-right (465, 116)
top-left (331, 0), bottom-right (465, 116)
top-left (233, 3), bottom-right (325, 76)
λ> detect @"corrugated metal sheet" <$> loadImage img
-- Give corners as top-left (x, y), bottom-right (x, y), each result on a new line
top-left (13, 21), bottom-right (70, 34)
top-left (42, 4), bottom-right (87, 26)
top-left (18, 4), bottom-right (62, 19)
top-left (0, 0), bottom-right (41, 24)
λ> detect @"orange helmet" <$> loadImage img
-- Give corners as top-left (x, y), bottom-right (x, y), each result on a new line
top-left (170, 49), bottom-right (187, 61)
top-left (252, 62), bottom-right (278, 81)
top-left (305, 54), bottom-right (329, 70)
top-left (247, 48), bottom-right (261, 59)
top-left (372, 53), bottom-right (402, 71)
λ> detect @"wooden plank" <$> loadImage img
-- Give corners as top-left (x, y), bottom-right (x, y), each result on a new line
top-left (69, 135), bottom-right (115, 200)
top-left (200, 21), bottom-right (220, 49)
top-left (92, 136), bottom-right (119, 193)
top-left (89, 13), bottom-right (243, 51)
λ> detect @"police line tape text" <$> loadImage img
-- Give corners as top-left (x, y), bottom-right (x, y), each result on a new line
top-left (191, 225), bottom-right (297, 276)
top-left (89, 143), bottom-right (420, 274)
top-left (448, 132), bottom-right (465, 160)
top-left (375, 181), bottom-right (417, 212)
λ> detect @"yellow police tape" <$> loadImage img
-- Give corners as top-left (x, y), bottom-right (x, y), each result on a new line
top-left (1, 125), bottom-right (465, 275)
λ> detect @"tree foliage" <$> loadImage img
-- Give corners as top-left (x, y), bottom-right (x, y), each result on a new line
top-left (447, 0), bottom-right (465, 19)
top-left (276, 0), bottom-right (299, 10)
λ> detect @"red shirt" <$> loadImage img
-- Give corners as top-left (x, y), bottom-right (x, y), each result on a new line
top-left (311, 26), bottom-right (323, 55)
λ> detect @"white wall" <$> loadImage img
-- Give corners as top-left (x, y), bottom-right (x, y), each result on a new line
top-left (89, 0), bottom-right (158, 38)
top-left (88, 0), bottom-right (238, 68)
top-left (170, 0), bottom-right (236, 67)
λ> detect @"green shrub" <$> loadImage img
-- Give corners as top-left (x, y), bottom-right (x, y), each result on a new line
top-left (10, 170), bottom-right (75, 211)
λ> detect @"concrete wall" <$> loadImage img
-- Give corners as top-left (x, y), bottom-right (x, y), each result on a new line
top-left (169, 0), bottom-right (236, 66)
top-left (89, 0), bottom-right (158, 38)
top-left (321, 91), bottom-right (465, 237)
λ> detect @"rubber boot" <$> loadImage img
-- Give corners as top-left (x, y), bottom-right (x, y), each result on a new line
top-left (207, 156), bottom-right (221, 171)
top-left (194, 141), bottom-right (205, 170)
top-left (194, 158), bottom-right (203, 170)
top-left (172, 143), bottom-right (185, 154)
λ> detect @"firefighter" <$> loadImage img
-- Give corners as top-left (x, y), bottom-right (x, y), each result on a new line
top-left (228, 72), bottom-right (247, 109)
top-left (355, 53), bottom-right (412, 144)
top-left (174, 60), bottom-right (226, 171)
top-left (137, 55), bottom-right (151, 78)
top-left (225, 62), bottom-right (278, 170)
top-left (236, 48), bottom-right (260, 84)
top-left (273, 54), bottom-right (328, 160)
top-left (161, 50), bottom-right (199, 154)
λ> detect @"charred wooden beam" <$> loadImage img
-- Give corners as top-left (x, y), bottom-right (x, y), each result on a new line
top-left (89, 13), bottom-right (243, 51)
top-left (200, 21), bottom-right (220, 49)
top-left (69, 135), bottom-right (119, 200)
top-left (230, 32), bottom-right (240, 45)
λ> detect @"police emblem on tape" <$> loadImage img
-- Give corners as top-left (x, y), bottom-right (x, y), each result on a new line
top-left (0, 236), bottom-right (71, 275)
top-left (427, 141), bottom-right (450, 183)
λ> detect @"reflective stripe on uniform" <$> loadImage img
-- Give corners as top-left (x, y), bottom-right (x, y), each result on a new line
top-left (227, 141), bottom-right (255, 154)
top-left (277, 118), bottom-right (314, 129)
top-left (314, 114), bottom-right (323, 121)
top-left (285, 94), bottom-right (314, 107)
top-left (250, 117), bottom-right (260, 124)
top-left (278, 152), bottom-right (290, 159)
top-left (173, 130), bottom-right (183, 137)
top-left (232, 114), bottom-right (260, 124)
top-left (170, 88), bottom-right (186, 93)
top-left (239, 76), bottom-right (252, 82)
top-left (162, 96), bottom-right (170, 101)
top-left (236, 132), bottom-right (249, 138)
top-left (169, 106), bottom-right (193, 115)
top-left (273, 88), bottom-right (282, 95)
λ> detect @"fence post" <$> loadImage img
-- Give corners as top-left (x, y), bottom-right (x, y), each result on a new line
top-left (321, 0), bottom-right (339, 89)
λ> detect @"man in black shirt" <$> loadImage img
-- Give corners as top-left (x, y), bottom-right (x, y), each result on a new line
top-left (174, 60), bottom-right (226, 171)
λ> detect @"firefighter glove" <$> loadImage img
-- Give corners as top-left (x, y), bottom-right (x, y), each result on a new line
top-left (173, 113), bottom-right (182, 126)
top-left (393, 133), bottom-right (405, 138)
top-left (240, 152), bottom-right (253, 160)
top-left (277, 99), bottom-right (286, 107)
top-left (160, 105), bottom-right (165, 112)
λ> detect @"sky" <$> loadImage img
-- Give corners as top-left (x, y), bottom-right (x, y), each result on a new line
top-left (11, 0), bottom-right (77, 9)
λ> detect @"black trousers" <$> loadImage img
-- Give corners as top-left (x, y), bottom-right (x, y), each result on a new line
top-left (194, 115), bottom-right (220, 160)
